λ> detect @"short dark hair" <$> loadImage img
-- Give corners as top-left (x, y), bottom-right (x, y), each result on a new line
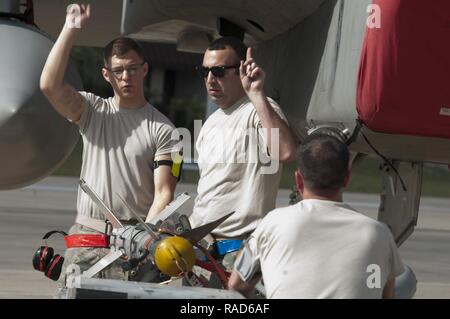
top-left (297, 134), bottom-right (350, 194)
top-left (103, 37), bottom-right (145, 66)
top-left (207, 36), bottom-right (247, 61)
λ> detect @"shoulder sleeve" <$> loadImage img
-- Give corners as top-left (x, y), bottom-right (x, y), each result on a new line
top-left (76, 91), bottom-right (100, 134)
top-left (233, 236), bottom-right (261, 282)
top-left (153, 113), bottom-right (180, 157)
top-left (252, 97), bottom-right (289, 128)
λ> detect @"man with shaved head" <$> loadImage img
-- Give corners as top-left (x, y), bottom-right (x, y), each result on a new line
top-left (229, 134), bottom-right (405, 298)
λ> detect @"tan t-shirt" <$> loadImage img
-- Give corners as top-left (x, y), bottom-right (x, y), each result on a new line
top-left (75, 92), bottom-right (177, 230)
top-left (235, 199), bottom-right (405, 298)
top-left (190, 96), bottom-right (288, 238)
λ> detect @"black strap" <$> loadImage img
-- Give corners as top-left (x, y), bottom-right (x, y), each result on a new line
top-left (42, 230), bottom-right (68, 240)
top-left (153, 160), bottom-right (173, 170)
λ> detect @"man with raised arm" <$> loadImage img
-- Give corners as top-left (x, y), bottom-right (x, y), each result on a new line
top-left (40, 3), bottom-right (179, 293)
top-left (189, 37), bottom-right (298, 286)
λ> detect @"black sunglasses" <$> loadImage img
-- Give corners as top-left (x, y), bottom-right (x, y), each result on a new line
top-left (196, 64), bottom-right (240, 78)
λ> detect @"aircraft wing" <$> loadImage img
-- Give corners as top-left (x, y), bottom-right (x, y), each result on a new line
top-left (34, 0), bottom-right (325, 48)
top-left (34, 0), bottom-right (123, 47)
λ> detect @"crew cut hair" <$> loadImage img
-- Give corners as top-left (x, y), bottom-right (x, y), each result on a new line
top-left (297, 134), bottom-right (350, 194)
top-left (207, 36), bottom-right (248, 61)
top-left (103, 37), bottom-right (145, 66)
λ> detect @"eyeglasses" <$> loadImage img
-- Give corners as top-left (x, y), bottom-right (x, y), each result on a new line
top-left (105, 62), bottom-right (145, 79)
top-left (196, 64), bottom-right (240, 78)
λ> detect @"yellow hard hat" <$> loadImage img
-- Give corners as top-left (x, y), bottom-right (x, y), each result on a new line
top-left (154, 236), bottom-right (195, 277)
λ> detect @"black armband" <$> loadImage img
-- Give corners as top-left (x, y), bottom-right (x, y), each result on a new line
top-left (153, 152), bottom-right (183, 182)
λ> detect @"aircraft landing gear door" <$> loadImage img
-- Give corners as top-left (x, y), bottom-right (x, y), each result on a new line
top-left (378, 161), bottom-right (423, 246)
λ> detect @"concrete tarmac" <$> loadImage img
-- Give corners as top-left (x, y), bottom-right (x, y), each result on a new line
top-left (0, 177), bottom-right (449, 299)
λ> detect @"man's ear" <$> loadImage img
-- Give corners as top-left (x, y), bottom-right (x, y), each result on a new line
top-left (294, 170), bottom-right (304, 194)
top-left (102, 68), bottom-right (111, 83)
top-left (143, 62), bottom-right (149, 78)
top-left (343, 170), bottom-right (352, 188)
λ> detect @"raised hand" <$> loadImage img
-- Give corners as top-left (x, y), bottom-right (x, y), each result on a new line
top-left (65, 3), bottom-right (91, 29)
top-left (239, 47), bottom-right (266, 97)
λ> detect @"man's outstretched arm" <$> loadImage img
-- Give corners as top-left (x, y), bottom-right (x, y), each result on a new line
top-left (240, 47), bottom-right (298, 162)
top-left (40, 3), bottom-right (90, 122)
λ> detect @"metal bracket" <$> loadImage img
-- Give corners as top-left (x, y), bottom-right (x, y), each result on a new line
top-left (378, 160), bottom-right (422, 245)
top-left (79, 179), bottom-right (124, 229)
top-left (149, 192), bottom-right (191, 225)
top-left (82, 248), bottom-right (124, 279)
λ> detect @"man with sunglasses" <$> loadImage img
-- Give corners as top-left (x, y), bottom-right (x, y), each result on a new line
top-left (189, 37), bottom-right (298, 286)
top-left (40, 4), bottom-right (179, 295)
